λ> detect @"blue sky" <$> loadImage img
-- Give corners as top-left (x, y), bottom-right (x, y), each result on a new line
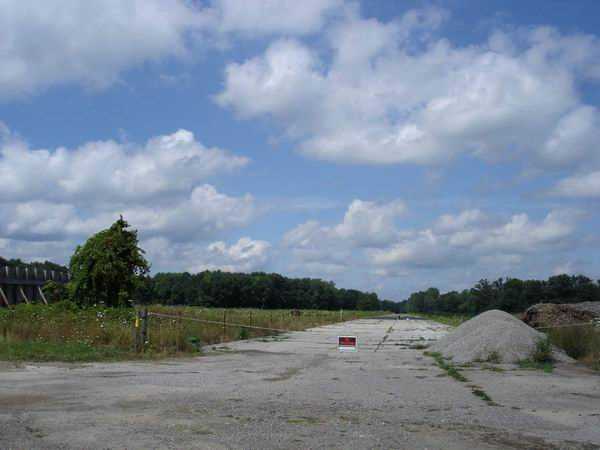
top-left (0, 0), bottom-right (599, 300)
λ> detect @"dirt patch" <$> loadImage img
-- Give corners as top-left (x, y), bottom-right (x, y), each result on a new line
top-left (523, 302), bottom-right (599, 328)
top-left (263, 367), bottom-right (301, 382)
top-left (0, 393), bottom-right (49, 408)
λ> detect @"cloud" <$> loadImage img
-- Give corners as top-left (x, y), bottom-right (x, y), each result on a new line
top-left (216, 39), bottom-right (325, 122)
top-left (0, 0), bottom-right (209, 98)
top-left (0, 128), bottom-right (248, 203)
top-left (282, 199), bottom-right (582, 286)
top-left (333, 199), bottom-right (406, 247)
top-left (202, 237), bottom-right (271, 272)
top-left (0, 127), bottom-right (258, 267)
top-left (0, 185), bottom-right (256, 243)
top-left (283, 198), bottom-right (406, 250)
top-left (369, 210), bottom-right (578, 270)
top-left (538, 106), bottom-right (600, 167)
top-left (0, 0), bottom-right (347, 98)
top-left (435, 209), bottom-right (486, 233)
top-left (552, 171), bottom-right (600, 198)
top-left (217, 7), bottom-right (600, 167)
top-left (143, 236), bottom-right (270, 273)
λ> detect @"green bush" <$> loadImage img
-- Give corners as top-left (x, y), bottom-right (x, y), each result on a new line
top-left (532, 337), bottom-right (553, 363)
top-left (50, 300), bottom-right (80, 313)
top-left (185, 336), bottom-right (202, 352)
top-left (238, 328), bottom-right (250, 340)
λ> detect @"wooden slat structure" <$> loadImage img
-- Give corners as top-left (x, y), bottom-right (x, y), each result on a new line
top-left (0, 265), bottom-right (69, 306)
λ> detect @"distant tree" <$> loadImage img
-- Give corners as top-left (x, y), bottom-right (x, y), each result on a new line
top-left (356, 293), bottom-right (381, 311)
top-left (68, 217), bottom-right (149, 307)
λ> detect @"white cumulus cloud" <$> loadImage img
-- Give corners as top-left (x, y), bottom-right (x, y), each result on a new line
top-left (0, 0), bottom-right (209, 98)
top-left (217, 7), bottom-right (600, 168)
top-left (0, 128), bottom-right (248, 203)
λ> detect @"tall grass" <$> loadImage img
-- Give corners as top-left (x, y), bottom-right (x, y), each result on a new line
top-left (0, 302), bottom-right (381, 361)
top-left (547, 325), bottom-right (600, 369)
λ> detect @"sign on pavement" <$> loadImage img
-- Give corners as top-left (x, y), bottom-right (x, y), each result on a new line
top-left (338, 335), bottom-right (357, 352)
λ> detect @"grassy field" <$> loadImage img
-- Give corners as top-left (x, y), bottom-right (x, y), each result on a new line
top-left (0, 302), bottom-right (382, 362)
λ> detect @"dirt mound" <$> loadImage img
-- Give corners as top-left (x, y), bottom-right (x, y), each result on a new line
top-left (522, 302), bottom-right (600, 328)
top-left (429, 309), bottom-right (572, 364)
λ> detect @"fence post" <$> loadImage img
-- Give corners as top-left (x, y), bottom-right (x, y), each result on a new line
top-left (223, 310), bottom-right (227, 342)
top-left (133, 310), bottom-right (141, 353)
top-left (177, 311), bottom-right (182, 351)
top-left (140, 308), bottom-right (149, 352)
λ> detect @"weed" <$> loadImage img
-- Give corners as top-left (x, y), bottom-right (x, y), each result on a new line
top-left (424, 351), bottom-right (498, 404)
top-left (410, 343), bottom-right (428, 350)
top-left (425, 351), bottom-right (468, 382)
top-left (472, 389), bottom-right (493, 402)
top-left (238, 328), bottom-right (250, 340)
top-left (518, 359), bottom-right (554, 373)
top-left (532, 337), bottom-right (553, 363)
top-left (185, 336), bottom-right (202, 352)
top-left (482, 365), bottom-right (505, 372)
top-left (485, 351), bottom-right (502, 364)
top-left (286, 416), bottom-right (321, 425)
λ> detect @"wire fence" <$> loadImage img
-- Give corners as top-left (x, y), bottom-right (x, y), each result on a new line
top-left (131, 310), bottom-right (404, 352)
top-left (130, 308), bottom-right (384, 353)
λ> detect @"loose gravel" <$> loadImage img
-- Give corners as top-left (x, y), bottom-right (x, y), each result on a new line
top-left (429, 309), bottom-right (573, 364)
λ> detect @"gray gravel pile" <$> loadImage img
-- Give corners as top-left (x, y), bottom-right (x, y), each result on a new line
top-left (429, 309), bottom-right (572, 364)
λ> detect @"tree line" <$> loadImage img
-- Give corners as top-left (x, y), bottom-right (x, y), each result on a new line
top-left (0, 256), bottom-right (67, 272)
top-left (136, 271), bottom-right (383, 311)
top-left (397, 275), bottom-right (600, 315)
top-left (2, 218), bottom-right (383, 311)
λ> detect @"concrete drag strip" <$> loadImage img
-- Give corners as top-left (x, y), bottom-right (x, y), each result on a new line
top-left (1, 316), bottom-right (599, 449)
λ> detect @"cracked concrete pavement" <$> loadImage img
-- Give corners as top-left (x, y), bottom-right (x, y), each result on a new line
top-left (1, 316), bottom-right (599, 449)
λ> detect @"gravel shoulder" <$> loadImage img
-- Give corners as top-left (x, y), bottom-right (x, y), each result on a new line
top-left (1, 316), bottom-right (599, 449)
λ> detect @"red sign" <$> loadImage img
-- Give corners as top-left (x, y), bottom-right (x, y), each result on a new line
top-left (338, 336), bottom-right (357, 352)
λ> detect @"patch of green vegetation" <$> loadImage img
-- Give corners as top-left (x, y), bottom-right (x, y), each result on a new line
top-left (518, 359), bottom-right (554, 373)
top-left (425, 351), bottom-right (499, 404)
top-left (424, 351), bottom-right (468, 382)
top-left (517, 337), bottom-right (555, 373)
top-left (472, 389), bottom-right (493, 402)
top-left (482, 364), bottom-right (505, 372)
top-left (238, 328), bottom-right (250, 340)
top-left (0, 340), bottom-right (131, 362)
top-left (532, 337), bottom-right (553, 363)
top-left (410, 343), bottom-right (429, 350)
top-left (286, 416), bottom-right (322, 425)
top-left (485, 351), bottom-right (502, 364)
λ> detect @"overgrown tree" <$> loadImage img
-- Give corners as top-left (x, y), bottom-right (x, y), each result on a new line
top-left (68, 217), bottom-right (149, 307)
